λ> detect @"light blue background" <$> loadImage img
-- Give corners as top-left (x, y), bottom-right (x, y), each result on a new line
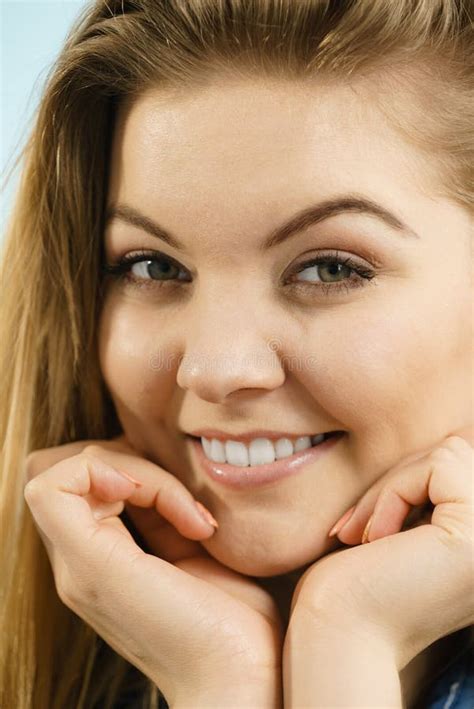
top-left (1, 0), bottom-right (89, 237)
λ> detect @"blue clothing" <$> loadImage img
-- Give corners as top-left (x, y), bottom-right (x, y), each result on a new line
top-left (415, 636), bottom-right (473, 709)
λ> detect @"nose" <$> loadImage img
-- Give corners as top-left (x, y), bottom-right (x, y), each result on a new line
top-left (176, 308), bottom-right (286, 403)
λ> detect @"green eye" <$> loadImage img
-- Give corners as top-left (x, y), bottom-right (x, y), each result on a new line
top-left (102, 250), bottom-right (191, 290)
top-left (102, 249), bottom-right (376, 296)
top-left (131, 258), bottom-right (181, 281)
top-left (287, 253), bottom-right (376, 295)
top-left (297, 260), bottom-right (353, 283)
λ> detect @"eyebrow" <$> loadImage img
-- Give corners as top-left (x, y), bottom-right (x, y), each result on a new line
top-left (105, 193), bottom-right (420, 251)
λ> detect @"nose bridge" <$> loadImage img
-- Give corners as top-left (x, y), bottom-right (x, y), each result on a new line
top-left (176, 283), bottom-right (285, 401)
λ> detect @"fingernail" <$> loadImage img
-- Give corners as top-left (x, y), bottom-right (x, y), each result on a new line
top-left (328, 505), bottom-right (356, 537)
top-left (113, 468), bottom-right (143, 486)
top-left (362, 514), bottom-right (373, 544)
top-left (194, 500), bottom-right (219, 529)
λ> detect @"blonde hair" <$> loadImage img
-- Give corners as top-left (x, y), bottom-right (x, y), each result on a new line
top-left (1, 1), bottom-right (472, 706)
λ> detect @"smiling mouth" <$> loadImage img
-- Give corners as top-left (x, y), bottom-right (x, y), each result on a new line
top-left (187, 430), bottom-right (345, 489)
top-left (187, 431), bottom-right (342, 467)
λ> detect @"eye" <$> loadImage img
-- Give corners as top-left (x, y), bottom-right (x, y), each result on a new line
top-left (285, 251), bottom-right (376, 295)
top-left (102, 250), bottom-right (191, 290)
top-left (298, 258), bottom-right (354, 283)
top-left (102, 248), bottom-right (377, 297)
top-left (131, 258), bottom-right (180, 281)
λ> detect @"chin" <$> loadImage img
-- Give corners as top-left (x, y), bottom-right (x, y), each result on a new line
top-left (199, 532), bottom-right (327, 578)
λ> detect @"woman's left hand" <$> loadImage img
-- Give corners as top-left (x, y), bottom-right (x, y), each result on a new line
top-left (289, 429), bottom-right (474, 671)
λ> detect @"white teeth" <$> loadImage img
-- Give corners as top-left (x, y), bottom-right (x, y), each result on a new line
top-left (202, 437), bottom-right (212, 458)
top-left (294, 436), bottom-right (312, 452)
top-left (209, 438), bottom-right (226, 463)
top-left (225, 440), bottom-right (249, 467)
top-left (200, 433), bottom-right (330, 466)
top-left (275, 438), bottom-right (294, 459)
top-left (248, 438), bottom-right (276, 466)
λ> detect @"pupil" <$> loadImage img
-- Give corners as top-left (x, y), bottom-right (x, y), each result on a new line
top-left (320, 263), bottom-right (349, 282)
top-left (148, 259), bottom-right (176, 280)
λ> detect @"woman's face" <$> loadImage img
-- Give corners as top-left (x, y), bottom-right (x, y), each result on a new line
top-left (99, 76), bottom-right (472, 576)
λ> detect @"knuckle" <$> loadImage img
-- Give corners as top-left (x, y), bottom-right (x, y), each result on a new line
top-left (443, 435), bottom-right (470, 453)
top-left (443, 436), bottom-right (460, 451)
top-left (430, 437), bottom-right (472, 467)
top-left (25, 441), bottom-right (96, 482)
top-left (430, 445), bottom-right (454, 464)
top-left (81, 443), bottom-right (105, 458)
top-left (376, 487), bottom-right (394, 507)
top-left (23, 476), bottom-right (43, 504)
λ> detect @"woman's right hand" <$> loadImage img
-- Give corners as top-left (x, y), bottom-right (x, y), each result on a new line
top-left (24, 437), bottom-right (283, 707)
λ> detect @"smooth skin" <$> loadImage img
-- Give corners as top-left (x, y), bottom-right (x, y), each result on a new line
top-left (25, 74), bottom-right (473, 706)
top-left (100, 75), bottom-right (471, 578)
top-left (24, 436), bottom-right (284, 707)
top-left (285, 429), bottom-right (473, 706)
top-left (24, 429), bottom-right (473, 706)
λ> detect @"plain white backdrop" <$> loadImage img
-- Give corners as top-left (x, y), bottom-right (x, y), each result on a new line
top-left (1, 0), bottom-right (88, 236)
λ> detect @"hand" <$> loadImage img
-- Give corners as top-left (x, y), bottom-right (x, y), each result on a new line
top-left (24, 435), bottom-right (284, 707)
top-left (288, 428), bottom-right (474, 672)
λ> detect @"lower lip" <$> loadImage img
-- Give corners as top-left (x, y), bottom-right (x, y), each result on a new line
top-left (187, 433), bottom-right (344, 490)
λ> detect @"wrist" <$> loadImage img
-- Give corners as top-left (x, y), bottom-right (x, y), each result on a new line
top-left (285, 605), bottom-right (402, 708)
top-left (172, 670), bottom-right (282, 708)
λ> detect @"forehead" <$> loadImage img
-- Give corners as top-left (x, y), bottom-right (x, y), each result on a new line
top-left (106, 77), bottom-right (435, 242)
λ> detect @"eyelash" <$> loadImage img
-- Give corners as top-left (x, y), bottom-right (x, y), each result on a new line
top-left (101, 249), bottom-right (376, 296)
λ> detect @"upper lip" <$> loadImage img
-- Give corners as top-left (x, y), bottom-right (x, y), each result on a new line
top-left (185, 428), bottom-right (335, 443)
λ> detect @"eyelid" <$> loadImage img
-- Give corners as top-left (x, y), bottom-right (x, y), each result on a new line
top-left (283, 249), bottom-right (373, 280)
top-left (103, 247), bottom-right (377, 295)
top-left (101, 249), bottom-right (192, 288)
top-left (107, 248), bottom-right (195, 276)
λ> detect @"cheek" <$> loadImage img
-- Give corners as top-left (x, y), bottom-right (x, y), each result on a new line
top-left (301, 295), bottom-right (470, 443)
top-left (292, 309), bottom-right (415, 428)
top-left (98, 299), bottom-right (177, 419)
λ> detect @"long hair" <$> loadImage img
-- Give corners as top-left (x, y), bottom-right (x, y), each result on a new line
top-left (1, 1), bottom-right (472, 706)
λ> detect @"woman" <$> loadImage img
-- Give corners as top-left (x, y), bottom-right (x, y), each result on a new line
top-left (1, 0), bottom-right (472, 707)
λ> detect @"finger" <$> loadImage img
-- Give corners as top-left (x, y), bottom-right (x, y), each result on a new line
top-left (122, 503), bottom-right (206, 562)
top-left (366, 489), bottom-right (412, 542)
top-left (368, 438), bottom-right (472, 543)
top-left (24, 452), bottom-right (186, 607)
top-left (25, 441), bottom-right (93, 481)
top-left (24, 453), bottom-right (143, 549)
top-left (82, 444), bottom-right (218, 539)
top-left (24, 452), bottom-right (241, 696)
top-left (24, 434), bottom-right (137, 483)
top-left (26, 463), bottom-right (135, 582)
top-left (337, 435), bottom-right (473, 545)
top-left (327, 445), bottom-right (441, 540)
top-left (88, 496), bottom-right (126, 521)
top-left (27, 443), bottom-right (218, 540)
top-left (356, 497), bottom-right (434, 545)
